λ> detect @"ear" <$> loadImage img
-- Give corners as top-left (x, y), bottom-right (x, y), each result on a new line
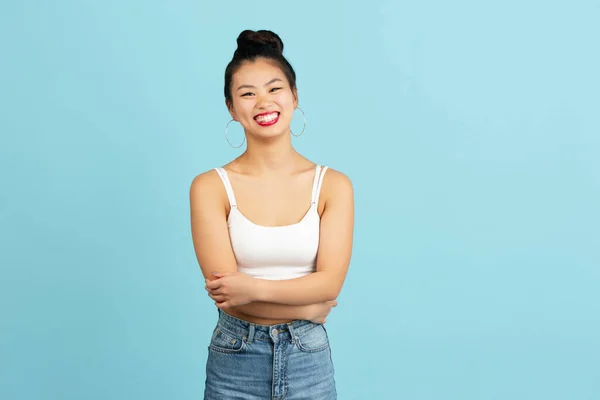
top-left (292, 87), bottom-right (299, 109)
top-left (225, 99), bottom-right (237, 121)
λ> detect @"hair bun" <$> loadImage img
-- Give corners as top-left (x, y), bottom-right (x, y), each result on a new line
top-left (235, 30), bottom-right (284, 57)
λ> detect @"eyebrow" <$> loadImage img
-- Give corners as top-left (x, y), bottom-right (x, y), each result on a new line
top-left (236, 78), bottom-right (284, 91)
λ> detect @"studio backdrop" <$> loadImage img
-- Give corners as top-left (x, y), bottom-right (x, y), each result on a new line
top-left (1, 1), bottom-right (598, 399)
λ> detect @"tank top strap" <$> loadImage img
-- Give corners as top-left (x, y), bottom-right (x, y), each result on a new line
top-left (311, 165), bottom-right (328, 205)
top-left (214, 168), bottom-right (237, 208)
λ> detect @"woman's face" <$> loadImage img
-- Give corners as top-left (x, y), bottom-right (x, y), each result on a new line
top-left (228, 58), bottom-right (298, 141)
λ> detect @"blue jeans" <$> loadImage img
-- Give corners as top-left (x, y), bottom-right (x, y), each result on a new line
top-left (204, 309), bottom-right (337, 399)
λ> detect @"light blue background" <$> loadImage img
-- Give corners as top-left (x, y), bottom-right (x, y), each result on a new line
top-left (1, 1), bottom-right (599, 399)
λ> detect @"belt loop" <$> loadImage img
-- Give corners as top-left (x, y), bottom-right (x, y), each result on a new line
top-left (246, 323), bottom-right (255, 344)
top-left (287, 323), bottom-right (297, 344)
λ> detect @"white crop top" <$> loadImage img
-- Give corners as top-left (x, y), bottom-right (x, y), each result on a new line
top-left (214, 165), bottom-right (328, 280)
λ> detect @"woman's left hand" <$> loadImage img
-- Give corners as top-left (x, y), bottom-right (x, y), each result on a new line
top-left (205, 272), bottom-right (259, 308)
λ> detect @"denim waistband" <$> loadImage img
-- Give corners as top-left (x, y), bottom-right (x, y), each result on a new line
top-left (216, 309), bottom-right (320, 344)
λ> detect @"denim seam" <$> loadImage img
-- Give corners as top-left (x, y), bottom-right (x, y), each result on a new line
top-left (295, 326), bottom-right (330, 353)
top-left (209, 328), bottom-right (246, 354)
top-left (216, 325), bottom-right (245, 342)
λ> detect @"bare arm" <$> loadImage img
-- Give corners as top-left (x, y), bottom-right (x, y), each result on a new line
top-left (206, 169), bottom-right (354, 307)
top-left (189, 171), bottom-right (322, 319)
top-left (255, 170), bottom-right (354, 305)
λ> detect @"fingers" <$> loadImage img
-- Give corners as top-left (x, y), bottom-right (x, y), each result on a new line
top-left (206, 286), bottom-right (226, 301)
top-left (212, 271), bottom-right (234, 278)
top-left (205, 284), bottom-right (227, 303)
top-left (215, 301), bottom-right (230, 309)
top-left (205, 279), bottom-right (223, 290)
top-left (209, 294), bottom-right (227, 303)
top-left (205, 279), bottom-right (225, 296)
top-left (206, 287), bottom-right (222, 295)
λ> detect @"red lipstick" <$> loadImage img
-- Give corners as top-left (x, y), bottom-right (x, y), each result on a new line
top-left (254, 112), bottom-right (280, 127)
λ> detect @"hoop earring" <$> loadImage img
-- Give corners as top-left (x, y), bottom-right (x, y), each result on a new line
top-left (290, 107), bottom-right (306, 137)
top-left (225, 119), bottom-right (245, 148)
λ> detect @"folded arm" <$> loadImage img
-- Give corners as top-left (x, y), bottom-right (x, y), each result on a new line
top-left (205, 169), bottom-right (355, 307)
top-left (189, 170), bottom-right (324, 320)
top-left (255, 170), bottom-right (354, 305)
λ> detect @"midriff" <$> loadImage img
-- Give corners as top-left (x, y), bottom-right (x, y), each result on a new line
top-left (224, 307), bottom-right (297, 325)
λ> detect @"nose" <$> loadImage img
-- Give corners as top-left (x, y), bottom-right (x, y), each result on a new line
top-left (255, 93), bottom-right (273, 109)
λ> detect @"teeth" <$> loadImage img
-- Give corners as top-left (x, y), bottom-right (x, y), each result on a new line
top-left (256, 112), bottom-right (278, 123)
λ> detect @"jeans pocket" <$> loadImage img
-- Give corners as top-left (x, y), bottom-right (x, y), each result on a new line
top-left (208, 326), bottom-right (246, 354)
top-left (295, 324), bottom-right (330, 353)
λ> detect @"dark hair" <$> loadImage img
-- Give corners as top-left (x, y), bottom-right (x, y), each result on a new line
top-left (224, 30), bottom-right (297, 106)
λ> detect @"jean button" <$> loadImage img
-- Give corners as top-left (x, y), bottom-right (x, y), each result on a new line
top-left (271, 329), bottom-right (278, 336)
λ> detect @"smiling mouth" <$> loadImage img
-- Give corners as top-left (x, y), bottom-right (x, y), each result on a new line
top-left (254, 112), bottom-right (280, 126)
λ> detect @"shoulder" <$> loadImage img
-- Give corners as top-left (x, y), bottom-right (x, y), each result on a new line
top-left (321, 167), bottom-right (353, 201)
top-left (189, 168), bottom-right (227, 206)
top-left (190, 168), bottom-right (219, 192)
top-left (323, 167), bottom-right (353, 189)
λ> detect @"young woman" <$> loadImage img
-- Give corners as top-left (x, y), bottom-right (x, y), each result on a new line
top-left (189, 29), bottom-right (354, 400)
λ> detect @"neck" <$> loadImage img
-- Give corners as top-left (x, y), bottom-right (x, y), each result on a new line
top-left (237, 133), bottom-right (301, 174)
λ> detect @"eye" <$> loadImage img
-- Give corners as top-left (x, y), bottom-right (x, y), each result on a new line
top-left (241, 92), bottom-right (254, 97)
top-left (270, 87), bottom-right (282, 93)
